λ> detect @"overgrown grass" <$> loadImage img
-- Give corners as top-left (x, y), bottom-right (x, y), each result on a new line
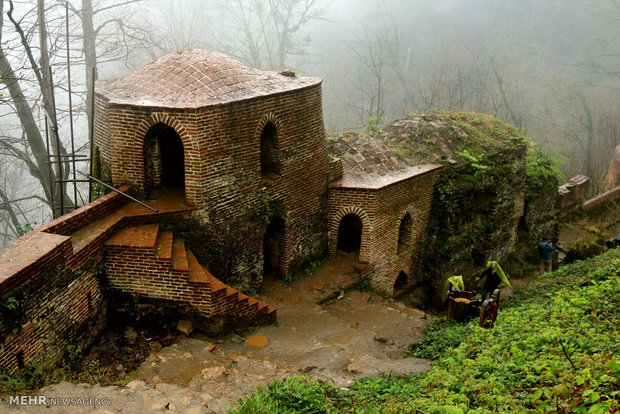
top-left (231, 249), bottom-right (620, 413)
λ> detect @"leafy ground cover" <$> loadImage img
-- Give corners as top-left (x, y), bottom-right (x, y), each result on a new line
top-left (231, 250), bottom-right (620, 413)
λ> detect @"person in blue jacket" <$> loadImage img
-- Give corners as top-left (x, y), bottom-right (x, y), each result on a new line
top-left (538, 239), bottom-right (553, 274)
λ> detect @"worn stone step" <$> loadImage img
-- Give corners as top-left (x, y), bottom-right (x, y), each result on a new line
top-left (187, 250), bottom-right (211, 284)
top-left (154, 231), bottom-right (173, 260)
top-left (171, 238), bottom-right (189, 272)
top-left (105, 223), bottom-right (160, 250)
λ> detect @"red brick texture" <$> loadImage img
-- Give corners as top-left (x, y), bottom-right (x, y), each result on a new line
top-left (328, 168), bottom-right (442, 296)
top-left (104, 224), bottom-right (276, 324)
top-left (0, 254), bottom-right (106, 372)
top-left (94, 81), bottom-right (328, 287)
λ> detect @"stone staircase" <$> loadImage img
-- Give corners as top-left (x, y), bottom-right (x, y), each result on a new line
top-left (104, 223), bottom-right (276, 325)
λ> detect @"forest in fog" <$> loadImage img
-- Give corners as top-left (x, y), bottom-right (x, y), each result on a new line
top-left (1, 0), bottom-right (619, 247)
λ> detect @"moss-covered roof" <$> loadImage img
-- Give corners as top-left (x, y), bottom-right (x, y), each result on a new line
top-left (378, 111), bottom-right (525, 166)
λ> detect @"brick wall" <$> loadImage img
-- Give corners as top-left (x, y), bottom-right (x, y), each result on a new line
top-left (39, 186), bottom-right (130, 236)
top-left (0, 252), bottom-right (106, 372)
top-left (94, 83), bottom-right (328, 288)
top-left (328, 168), bottom-right (441, 296)
top-left (105, 234), bottom-right (275, 325)
top-left (0, 188), bottom-right (134, 372)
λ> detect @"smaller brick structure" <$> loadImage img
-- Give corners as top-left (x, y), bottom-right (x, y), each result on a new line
top-left (0, 49), bottom-right (446, 373)
top-left (327, 134), bottom-right (442, 296)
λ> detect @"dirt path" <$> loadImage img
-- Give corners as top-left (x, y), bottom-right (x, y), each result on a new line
top-left (2, 255), bottom-right (432, 413)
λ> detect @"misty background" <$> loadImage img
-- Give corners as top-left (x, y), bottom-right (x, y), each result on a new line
top-left (1, 0), bottom-right (619, 247)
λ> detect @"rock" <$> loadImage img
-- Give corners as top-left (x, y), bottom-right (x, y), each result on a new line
top-left (202, 343), bottom-right (215, 353)
top-left (201, 366), bottom-right (227, 380)
top-left (166, 402), bottom-right (176, 411)
top-left (156, 383), bottom-right (180, 393)
top-left (124, 327), bottom-right (138, 345)
top-left (373, 336), bottom-right (394, 345)
top-left (151, 398), bottom-right (169, 410)
top-left (185, 406), bottom-right (206, 414)
top-left (200, 393), bottom-right (214, 402)
top-left (177, 320), bottom-right (194, 335)
top-left (125, 380), bottom-right (146, 390)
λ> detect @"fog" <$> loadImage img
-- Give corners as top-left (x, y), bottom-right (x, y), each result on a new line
top-left (1, 0), bottom-right (619, 246)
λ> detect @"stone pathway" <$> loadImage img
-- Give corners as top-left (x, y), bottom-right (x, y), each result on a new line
top-left (1, 255), bottom-right (432, 413)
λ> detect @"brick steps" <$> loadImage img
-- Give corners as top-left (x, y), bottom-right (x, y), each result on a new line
top-left (70, 214), bottom-right (124, 254)
top-left (154, 231), bottom-right (174, 260)
top-left (105, 224), bottom-right (160, 249)
top-left (171, 238), bottom-right (189, 272)
top-left (104, 223), bottom-right (276, 325)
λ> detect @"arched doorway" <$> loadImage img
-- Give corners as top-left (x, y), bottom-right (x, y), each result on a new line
top-left (143, 123), bottom-right (185, 194)
top-left (394, 271), bottom-right (408, 296)
top-left (263, 217), bottom-right (285, 280)
top-left (337, 213), bottom-right (363, 260)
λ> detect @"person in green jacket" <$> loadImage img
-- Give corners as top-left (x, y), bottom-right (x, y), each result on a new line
top-left (475, 261), bottom-right (511, 300)
top-left (442, 275), bottom-right (465, 301)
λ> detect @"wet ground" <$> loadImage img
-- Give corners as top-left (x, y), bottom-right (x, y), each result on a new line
top-left (3, 253), bottom-right (432, 413)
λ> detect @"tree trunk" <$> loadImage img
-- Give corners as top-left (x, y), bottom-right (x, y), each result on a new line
top-left (82, 0), bottom-right (98, 142)
top-left (0, 48), bottom-right (55, 204)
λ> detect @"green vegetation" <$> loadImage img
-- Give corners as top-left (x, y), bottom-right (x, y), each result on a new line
top-left (457, 149), bottom-right (489, 176)
top-left (363, 115), bottom-right (385, 138)
top-left (525, 140), bottom-right (563, 199)
top-left (0, 293), bottom-right (28, 331)
top-left (232, 249), bottom-right (620, 413)
top-left (382, 111), bottom-right (525, 166)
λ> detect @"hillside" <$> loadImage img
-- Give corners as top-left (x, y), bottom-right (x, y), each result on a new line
top-left (232, 249), bottom-right (620, 413)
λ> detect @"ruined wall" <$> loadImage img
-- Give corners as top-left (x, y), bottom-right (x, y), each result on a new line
top-left (0, 190), bottom-right (134, 372)
top-left (369, 170), bottom-right (442, 295)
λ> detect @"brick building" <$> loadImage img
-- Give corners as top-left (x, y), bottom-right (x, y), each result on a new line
top-left (94, 49), bottom-right (329, 286)
top-left (327, 135), bottom-right (441, 296)
top-left (94, 49), bottom-right (441, 294)
top-left (1, 49), bottom-right (441, 371)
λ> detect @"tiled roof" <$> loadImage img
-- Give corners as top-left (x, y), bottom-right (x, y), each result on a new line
top-left (97, 49), bottom-right (320, 108)
top-left (328, 133), bottom-right (440, 189)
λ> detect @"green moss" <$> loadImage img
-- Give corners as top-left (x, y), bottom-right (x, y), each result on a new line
top-left (525, 140), bottom-right (563, 199)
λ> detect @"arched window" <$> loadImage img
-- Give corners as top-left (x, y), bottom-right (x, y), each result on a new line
top-left (397, 213), bottom-right (413, 251)
top-left (260, 122), bottom-right (278, 177)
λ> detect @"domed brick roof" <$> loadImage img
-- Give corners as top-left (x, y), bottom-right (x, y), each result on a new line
top-left (97, 49), bottom-right (320, 108)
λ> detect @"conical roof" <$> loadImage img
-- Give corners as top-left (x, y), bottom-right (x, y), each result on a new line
top-left (97, 49), bottom-right (320, 108)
